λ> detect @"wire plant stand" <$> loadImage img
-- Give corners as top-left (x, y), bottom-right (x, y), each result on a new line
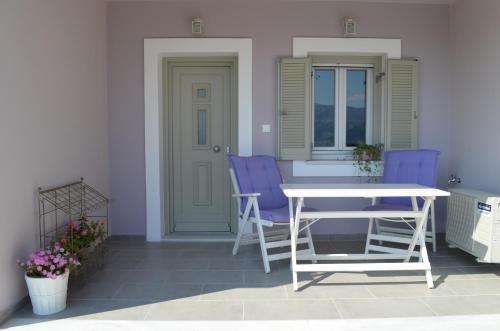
top-left (38, 178), bottom-right (109, 255)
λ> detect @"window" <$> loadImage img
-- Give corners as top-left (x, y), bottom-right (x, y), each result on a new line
top-left (277, 57), bottom-right (418, 163)
top-left (312, 66), bottom-right (373, 159)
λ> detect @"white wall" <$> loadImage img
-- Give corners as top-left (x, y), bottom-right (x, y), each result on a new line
top-left (449, 0), bottom-right (500, 193)
top-left (0, 0), bottom-right (108, 319)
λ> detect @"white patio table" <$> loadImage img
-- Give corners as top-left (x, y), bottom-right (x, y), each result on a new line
top-left (280, 183), bottom-right (450, 291)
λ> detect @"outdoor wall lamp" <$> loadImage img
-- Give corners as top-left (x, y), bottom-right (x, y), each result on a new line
top-left (343, 17), bottom-right (357, 37)
top-left (192, 17), bottom-right (203, 36)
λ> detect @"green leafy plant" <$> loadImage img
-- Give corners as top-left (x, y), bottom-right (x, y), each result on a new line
top-left (61, 215), bottom-right (106, 256)
top-left (352, 143), bottom-right (384, 180)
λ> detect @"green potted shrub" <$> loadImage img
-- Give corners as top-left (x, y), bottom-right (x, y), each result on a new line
top-left (352, 143), bottom-right (383, 180)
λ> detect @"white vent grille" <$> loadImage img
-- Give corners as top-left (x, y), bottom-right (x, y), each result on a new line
top-left (446, 192), bottom-right (476, 252)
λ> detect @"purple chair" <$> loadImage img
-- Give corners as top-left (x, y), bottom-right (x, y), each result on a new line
top-left (227, 154), bottom-right (316, 273)
top-left (364, 149), bottom-right (440, 253)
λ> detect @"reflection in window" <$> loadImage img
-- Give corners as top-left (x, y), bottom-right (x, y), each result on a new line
top-left (346, 70), bottom-right (367, 147)
top-left (197, 109), bottom-right (207, 145)
top-left (314, 69), bottom-right (336, 147)
top-left (197, 88), bottom-right (207, 98)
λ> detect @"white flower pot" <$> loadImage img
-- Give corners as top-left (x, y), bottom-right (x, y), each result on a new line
top-left (25, 270), bottom-right (69, 315)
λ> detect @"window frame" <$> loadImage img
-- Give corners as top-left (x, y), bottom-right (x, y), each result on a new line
top-left (312, 63), bottom-right (374, 160)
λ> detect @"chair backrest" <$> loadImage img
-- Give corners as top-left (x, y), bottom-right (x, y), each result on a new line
top-left (381, 149), bottom-right (440, 206)
top-left (227, 154), bottom-right (288, 211)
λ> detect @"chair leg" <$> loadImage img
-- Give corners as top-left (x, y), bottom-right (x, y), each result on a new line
top-left (305, 220), bottom-right (316, 263)
top-left (232, 218), bottom-right (246, 256)
top-left (431, 201), bottom-right (437, 253)
top-left (374, 218), bottom-right (383, 245)
top-left (253, 200), bottom-right (271, 273)
top-left (365, 218), bottom-right (374, 254)
top-left (256, 221), bottom-right (271, 273)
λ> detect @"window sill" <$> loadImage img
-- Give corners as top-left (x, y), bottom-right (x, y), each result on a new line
top-left (292, 160), bottom-right (383, 177)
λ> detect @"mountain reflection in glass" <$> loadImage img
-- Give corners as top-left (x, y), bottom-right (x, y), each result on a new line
top-left (346, 70), bottom-right (367, 147)
top-left (314, 69), bottom-right (336, 147)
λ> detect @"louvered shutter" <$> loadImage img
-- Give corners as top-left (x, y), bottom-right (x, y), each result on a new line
top-left (386, 59), bottom-right (418, 149)
top-left (277, 58), bottom-right (312, 160)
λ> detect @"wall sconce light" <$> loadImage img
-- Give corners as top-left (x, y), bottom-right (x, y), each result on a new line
top-left (343, 17), bottom-right (357, 37)
top-left (192, 17), bottom-right (203, 36)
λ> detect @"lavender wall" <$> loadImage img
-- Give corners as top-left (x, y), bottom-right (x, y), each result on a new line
top-left (0, 0), bottom-right (108, 320)
top-left (449, 0), bottom-right (500, 194)
top-left (108, 1), bottom-right (451, 235)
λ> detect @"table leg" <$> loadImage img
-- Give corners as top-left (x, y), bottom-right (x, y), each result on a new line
top-left (290, 197), bottom-right (304, 291)
top-left (419, 198), bottom-right (434, 289)
top-left (289, 197), bottom-right (297, 290)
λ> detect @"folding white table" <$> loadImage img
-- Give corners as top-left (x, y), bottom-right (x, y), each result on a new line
top-left (280, 183), bottom-right (450, 291)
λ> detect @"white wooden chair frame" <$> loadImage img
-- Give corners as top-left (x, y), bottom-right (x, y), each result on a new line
top-left (229, 169), bottom-right (316, 273)
top-left (365, 198), bottom-right (437, 254)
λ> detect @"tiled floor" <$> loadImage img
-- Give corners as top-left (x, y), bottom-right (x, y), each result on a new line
top-left (7, 236), bottom-right (500, 324)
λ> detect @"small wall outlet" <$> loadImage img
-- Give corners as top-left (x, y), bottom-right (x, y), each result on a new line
top-left (262, 124), bottom-right (271, 133)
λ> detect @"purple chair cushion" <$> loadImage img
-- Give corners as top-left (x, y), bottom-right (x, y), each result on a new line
top-left (227, 154), bottom-right (288, 211)
top-left (380, 149), bottom-right (439, 207)
top-left (250, 206), bottom-right (316, 223)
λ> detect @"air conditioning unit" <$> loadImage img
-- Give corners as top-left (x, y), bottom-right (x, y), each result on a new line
top-left (446, 188), bottom-right (500, 263)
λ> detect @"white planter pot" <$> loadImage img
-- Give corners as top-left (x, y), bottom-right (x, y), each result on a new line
top-left (25, 270), bottom-right (69, 315)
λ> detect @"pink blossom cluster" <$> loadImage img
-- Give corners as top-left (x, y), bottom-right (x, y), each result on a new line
top-left (17, 242), bottom-right (80, 279)
top-left (61, 216), bottom-right (106, 253)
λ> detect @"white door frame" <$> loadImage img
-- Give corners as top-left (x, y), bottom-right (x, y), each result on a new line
top-left (144, 38), bottom-right (253, 241)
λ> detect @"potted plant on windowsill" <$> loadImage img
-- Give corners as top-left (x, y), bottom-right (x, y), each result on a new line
top-left (17, 242), bottom-right (80, 315)
top-left (353, 143), bottom-right (383, 181)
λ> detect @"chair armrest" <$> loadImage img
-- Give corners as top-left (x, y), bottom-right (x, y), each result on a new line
top-left (232, 193), bottom-right (261, 198)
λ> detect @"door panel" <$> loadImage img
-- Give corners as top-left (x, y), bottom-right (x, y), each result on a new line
top-left (172, 66), bottom-right (232, 232)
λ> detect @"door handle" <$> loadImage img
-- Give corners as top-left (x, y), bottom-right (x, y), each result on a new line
top-left (212, 145), bottom-right (221, 153)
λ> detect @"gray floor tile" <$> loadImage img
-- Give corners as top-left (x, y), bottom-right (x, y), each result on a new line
top-left (164, 257), bottom-right (211, 270)
top-left (429, 255), bottom-right (479, 267)
top-left (444, 279), bottom-right (500, 295)
top-left (69, 281), bottom-right (122, 299)
top-left (334, 298), bottom-right (436, 318)
top-left (124, 269), bottom-right (168, 283)
top-left (166, 270), bottom-right (244, 284)
top-left (145, 300), bottom-right (243, 320)
top-left (285, 282), bottom-right (374, 299)
top-left (366, 283), bottom-right (456, 298)
top-left (10, 237), bottom-right (500, 324)
top-left (208, 257), bottom-right (269, 270)
top-left (395, 267), bottom-right (471, 283)
top-left (243, 299), bottom-right (340, 320)
top-left (113, 282), bottom-right (202, 301)
top-left (310, 271), bottom-right (412, 285)
top-left (14, 299), bottom-right (151, 320)
top-left (456, 266), bottom-right (500, 279)
top-left (200, 284), bottom-right (287, 300)
top-left (422, 295), bottom-right (500, 315)
top-left (152, 283), bottom-right (203, 301)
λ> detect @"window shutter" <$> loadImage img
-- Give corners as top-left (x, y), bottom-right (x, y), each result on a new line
top-left (386, 59), bottom-right (418, 150)
top-left (277, 58), bottom-right (312, 160)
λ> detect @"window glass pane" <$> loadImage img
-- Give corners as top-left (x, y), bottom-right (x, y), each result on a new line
top-left (346, 70), bottom-right (367, 147)
top-left (314, 69), bottom-right (335, 147)
top-left (197, 109), bottom-right (207, 145)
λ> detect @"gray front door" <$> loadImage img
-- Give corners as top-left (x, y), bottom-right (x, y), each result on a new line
top-left (171, 66), bottom-right (232, 232)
